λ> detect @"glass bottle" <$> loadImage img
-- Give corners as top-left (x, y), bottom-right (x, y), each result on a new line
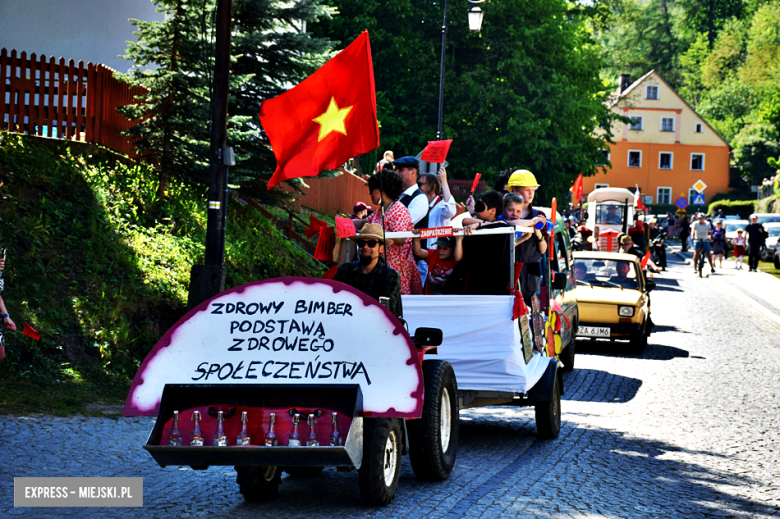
top-left (306, 414), bottom-right (319, 446)
top-left (238, 411), bottom-right (251, 446)
top-left (190, 411), bottom-right (204, 446)
top-left (168, 410), bottom-right (182, 446)
top-left (214, 410), bottom-right (228, 446)
top-left (329, 412), bottom-right (342, 447)
top-left (288, 413), bottom-right (302, 447)
top-left (264, 413), bottom-right (278, 446)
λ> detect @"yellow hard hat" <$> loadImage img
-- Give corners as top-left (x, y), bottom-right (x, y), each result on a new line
top-left (507, 169), bottom-right (540, 188)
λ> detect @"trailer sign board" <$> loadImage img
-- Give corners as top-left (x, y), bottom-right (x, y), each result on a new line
top-left (123, 278), bottom-right (423, 418)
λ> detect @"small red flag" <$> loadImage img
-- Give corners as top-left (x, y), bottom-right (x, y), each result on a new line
top-left (470, 173), bottom-right (482, 194)
top-left (314, 227), bottom-right (337, 261)
top-left (570, 173), bottom-right (583, 203)
top-left (335, 216), bottom-right (357, 239)
top-left (321, 265), bottom-right (339, 280)
top-left (640, 251), bottom-right (651, 269)
top-left (421, 140), bottom-right (453, 163)
top-left (22, 322), bottom-right (40, 341)
top-left (259, 31), bottom-right (380, 189)
top-left (304, 214), bottom-right (328, 239)
top-left (637, 197), bottom-right (649, 211)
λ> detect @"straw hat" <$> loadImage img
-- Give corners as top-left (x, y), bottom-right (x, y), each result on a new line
top-left (357, 223), bottom-right (385, 243)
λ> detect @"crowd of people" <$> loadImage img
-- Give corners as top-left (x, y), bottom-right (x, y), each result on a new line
top-left (334, 155), bottom-right (554, 312)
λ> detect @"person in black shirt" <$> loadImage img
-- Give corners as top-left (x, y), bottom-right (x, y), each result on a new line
top-left (333, 223), bottom-right (403, 317)
top-left (744, 215), bottom-right (767, 272)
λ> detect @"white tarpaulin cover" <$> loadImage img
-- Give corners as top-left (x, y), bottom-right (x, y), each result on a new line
top-left (403, 295), bottom-right (548, 393)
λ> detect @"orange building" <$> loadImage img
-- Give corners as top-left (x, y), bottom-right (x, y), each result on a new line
top-left (584, 70), bottom-right (731, 210)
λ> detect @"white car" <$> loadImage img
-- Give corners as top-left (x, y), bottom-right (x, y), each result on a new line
top-left (759, 222), bottom-right (780, 263)
top-left (724, 219), bottom-right (749, 241)
top-left (755, 213), bottom-right (780, 225)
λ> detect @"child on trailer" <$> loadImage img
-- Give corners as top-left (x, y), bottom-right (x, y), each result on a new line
top-left (731, 229), bottom-right (746, 269)
top-left (412, 235), bottom-right (463, 294)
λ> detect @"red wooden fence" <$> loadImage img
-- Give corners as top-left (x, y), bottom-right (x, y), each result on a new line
top-left (0, 48), bottom-right (146, 156)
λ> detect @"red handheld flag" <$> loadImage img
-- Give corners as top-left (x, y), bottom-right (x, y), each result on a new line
top-left (641, 251), bottom-right (651, 269)
top-left (334, 216), bottom-right (357, 239)
top-left (470, 173), bottom-right (482, 194)
top-left (421, 140), bottom-right (453, 163)
top-left (22, 323), bottom-right (40, 341)
top-left (259, 31), bottom-right (380, 190)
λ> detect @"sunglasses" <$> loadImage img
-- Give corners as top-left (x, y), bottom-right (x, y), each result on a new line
top-left (356, 240), bottom-right (379, 248)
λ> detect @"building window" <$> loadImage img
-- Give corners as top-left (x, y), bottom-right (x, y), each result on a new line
top-left (688, 188), bottom-right (700, 205)
top-left (595, 183), bottom-right (609, 189)
top-left (695, 123), bottom-right (703, 133)
top-left (659, 152), bottom-right (673, 169)
top-left (629, 116), bottom-right (643, 131)
top-left (597, 149), bottom-right (610, 166)
top-left (657, 187), bottom-right (671, 205)
top-left (628, 150), bottom-right (642, 168)
top-left (691, 153), bottom-right (704, 171)
top-left (661, 117), bottom-right (674, 132)
top-left (642, 195), bottom-right (653, 205)
top-left (646, 85), bottom-right (659, 100)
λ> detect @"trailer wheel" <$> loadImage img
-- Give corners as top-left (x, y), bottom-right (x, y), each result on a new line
top-left (408, 359), bottom-right (459, 481)
top-left (535, 373), bottom-right (561, 439)
top-left (284, 466), bottom-right (324, 478)
top-left (235, 465), bottom-right (281, 501)
top-left (358, 418), bottom-right (402, 506)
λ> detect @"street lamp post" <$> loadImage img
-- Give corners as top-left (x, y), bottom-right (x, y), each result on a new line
top-left (436, 0), bottom-right (485, 141)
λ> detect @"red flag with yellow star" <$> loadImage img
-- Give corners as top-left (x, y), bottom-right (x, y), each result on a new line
top-left (259, 31), bottom-right (380, 190)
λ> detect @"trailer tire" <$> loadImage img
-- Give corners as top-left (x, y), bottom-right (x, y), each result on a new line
top-left (408, 359), bottom-right (459, 481)
top-left (535, 373), bottom-right (561, 439)
top-left (235, 465), bottom-right (281, 501)
top-left (358, 418), bottom-right (402, 505)
top-left (284, 466), bottom-right (324, 478)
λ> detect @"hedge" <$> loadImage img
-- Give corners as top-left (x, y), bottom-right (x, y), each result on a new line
top-left (707, 200), bottom-right (756, 219)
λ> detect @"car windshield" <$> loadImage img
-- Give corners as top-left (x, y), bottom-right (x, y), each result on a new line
top-left (595, 204), bottom-right (625, 225)
top-left (766, 225), bottom-right (780, 237)
top-left (757, 215), bottom-right (780, 224)
top-left (725, 221), bottom-right (748, 234)
top-left (574, 258), bottom-right (639, 289)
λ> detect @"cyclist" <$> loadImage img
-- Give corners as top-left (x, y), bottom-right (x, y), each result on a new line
top-left (691, 213), bottom-right (715, 274)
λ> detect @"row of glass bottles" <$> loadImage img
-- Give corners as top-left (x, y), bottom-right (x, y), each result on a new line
top-left (167, 410), bottom-right (343, 447)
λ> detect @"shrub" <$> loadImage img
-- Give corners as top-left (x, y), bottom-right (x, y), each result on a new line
top-left (707, 200), bottom-right (756, 219)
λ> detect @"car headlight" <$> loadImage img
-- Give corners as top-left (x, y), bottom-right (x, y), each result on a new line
top-left (618, 306), bottom-right (635, 317)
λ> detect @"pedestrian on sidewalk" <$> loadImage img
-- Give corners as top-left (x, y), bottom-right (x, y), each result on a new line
top-left (679, 214), bottom-right (691, 252)
top-left (744, 215), bottom-right (767, 272)
top-left (710, 220), bottom-right (727, 269)
top-left (731, 229), bottom-right (746, 269)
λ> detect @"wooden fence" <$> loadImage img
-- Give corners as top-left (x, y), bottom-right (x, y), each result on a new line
top-left (0, 48), bottom-right (146, 156)
top-left (283, 171), bottom-right (381, 216)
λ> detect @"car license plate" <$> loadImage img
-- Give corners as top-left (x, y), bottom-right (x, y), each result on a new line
top-left (578, 326), bottom-right (610, 338)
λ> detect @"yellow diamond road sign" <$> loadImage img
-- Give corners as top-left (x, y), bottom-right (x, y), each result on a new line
top-left (693, 179), bottom-right (707, 193)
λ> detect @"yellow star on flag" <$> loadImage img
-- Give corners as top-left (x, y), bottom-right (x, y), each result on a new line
top-left (312, 97), bottom-right (353, 142)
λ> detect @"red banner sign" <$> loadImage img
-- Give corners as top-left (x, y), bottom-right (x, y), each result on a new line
top-left (420, 140), bottom-right (453, 163)
top-left (419, 226), bottom-right (454, 240)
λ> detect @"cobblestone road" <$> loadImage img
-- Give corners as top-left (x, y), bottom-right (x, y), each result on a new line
top-left (2, 253), bottom-right (779, 518)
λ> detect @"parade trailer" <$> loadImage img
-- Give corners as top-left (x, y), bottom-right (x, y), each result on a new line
top-left (124, 222), bottom-right (569, 506)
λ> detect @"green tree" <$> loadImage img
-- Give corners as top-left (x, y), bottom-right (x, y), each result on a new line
top-left (312, 0), bottom-right (620, 202)
top-left (732, 122), bottom-right (780, 185)
top-left (118, 0), bottom-right (335, 199)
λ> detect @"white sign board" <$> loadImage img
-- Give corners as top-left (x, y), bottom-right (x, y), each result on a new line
top-left (123, 278), bottom-right (423, 418)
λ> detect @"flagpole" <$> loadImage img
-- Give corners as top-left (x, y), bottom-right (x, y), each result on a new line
top-left (437, 0), bottom-right (449, 141)
top-left (188, 0), bottom-right (232, 309)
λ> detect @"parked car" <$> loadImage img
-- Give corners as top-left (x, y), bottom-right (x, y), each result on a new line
top-left (573, 251), bottom-right (655, 354)
top-left (759, 222), bottom-right (780, 263)
top-left (724, 219), bottom-right (749, 240)
top-left (754, 213), bottom-right (780, 225)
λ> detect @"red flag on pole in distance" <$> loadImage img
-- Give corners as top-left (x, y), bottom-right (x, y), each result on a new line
top-left (259, 31), bottom-right (380, 190)
top-left (570, 173), bottom-right (583, 203)
top-left (22, 323), bottom-right (40, 341)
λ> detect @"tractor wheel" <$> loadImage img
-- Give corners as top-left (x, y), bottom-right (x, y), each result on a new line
top-left (358, 418), bottom-right (402, 505)
top-left (235, 465), bottom-right (281, 501)
top-left (408, 359), bottom-right (459, 481)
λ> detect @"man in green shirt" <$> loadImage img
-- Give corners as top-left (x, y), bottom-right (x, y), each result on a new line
top-left (333, 223), bottom-right (403, 317)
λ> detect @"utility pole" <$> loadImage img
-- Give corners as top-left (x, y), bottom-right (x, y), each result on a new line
top-left (187, 0), bottom-right (232, 309)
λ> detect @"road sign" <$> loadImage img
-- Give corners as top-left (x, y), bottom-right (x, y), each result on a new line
top-left (675, 197), bottom-right (688, 209)
top-left (692, 193), bottom-right (705, 205)
top-left (693, 179), bottom-right (707, 193)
